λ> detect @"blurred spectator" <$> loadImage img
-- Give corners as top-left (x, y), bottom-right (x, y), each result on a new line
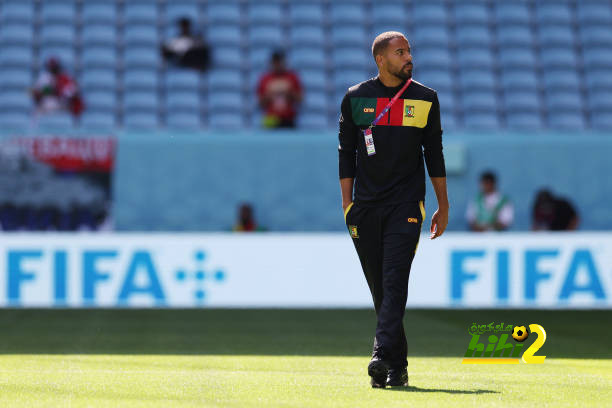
top-left (532, 189), bottom-right (579, 231)
top-left (161, 17), bottom-right (210, 71)
top-left (31, 57), bottom-right (84, 118)
top-left (233, 203), bottom-right (266, 232)
top-left (466, 171), bottom-right (513, 231)
top-left (257, 51), bottom-right (303, 128)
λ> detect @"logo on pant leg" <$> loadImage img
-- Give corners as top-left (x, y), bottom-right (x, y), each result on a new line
top-left (349, 225), bottom-right (359, 238)
top-left (407, 217), bottom-right (418, 223)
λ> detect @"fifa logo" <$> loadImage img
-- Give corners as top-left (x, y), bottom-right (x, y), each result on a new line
top-left (462, 323), bottom-right (547, 364)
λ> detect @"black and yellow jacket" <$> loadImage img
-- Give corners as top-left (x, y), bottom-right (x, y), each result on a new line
top-left (338, 77), bottom-right (446, 206)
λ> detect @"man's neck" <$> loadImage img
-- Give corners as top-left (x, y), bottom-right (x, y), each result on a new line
top-left (378, 71), bottom-right (404, 88)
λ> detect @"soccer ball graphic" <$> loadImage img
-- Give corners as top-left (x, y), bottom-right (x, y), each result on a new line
top-left (512, 325), bottom-right (529, 342)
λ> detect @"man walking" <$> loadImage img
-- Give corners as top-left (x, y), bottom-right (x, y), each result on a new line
top-left (338, 32), bottom-right (449, 388)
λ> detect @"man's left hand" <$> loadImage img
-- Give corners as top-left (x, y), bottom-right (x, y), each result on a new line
top-left (430, 207), bottom-right (448, 239)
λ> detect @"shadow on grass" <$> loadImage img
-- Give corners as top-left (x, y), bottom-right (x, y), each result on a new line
top-left (0, 309), bottom-right (610, 358)
top-left (387, 386), bottom-right (498, 394)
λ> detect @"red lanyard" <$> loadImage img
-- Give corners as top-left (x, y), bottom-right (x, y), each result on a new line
top-left (369, 78), bottom-right (412, 128)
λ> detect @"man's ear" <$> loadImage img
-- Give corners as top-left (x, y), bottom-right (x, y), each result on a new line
top-left (375, 54), bottom-right (383, 68)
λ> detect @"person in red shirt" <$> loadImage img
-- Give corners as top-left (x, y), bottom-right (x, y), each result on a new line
top-left (257, 51), bottom-right (303, 128)
top-left (32, 57), bottom-right (84, 118)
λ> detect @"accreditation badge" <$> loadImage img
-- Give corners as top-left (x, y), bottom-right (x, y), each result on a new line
top-left (363, 128), bottom-right (375, 156)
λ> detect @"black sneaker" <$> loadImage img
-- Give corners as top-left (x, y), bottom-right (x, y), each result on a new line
top-left (386, 368), bottom-right (408, 387)
top-left (368, 359), bottom-right (388, 388)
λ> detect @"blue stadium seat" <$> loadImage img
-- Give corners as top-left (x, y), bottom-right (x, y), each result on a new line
top-left (123, 70), bottom-right (158, 90)
top-left (207, 70), bottom-right (242, 91)
top-left (547, 113), bottom-right (585, 130)
top-left (290, 26), bottom-right (325, 47)
top-left (499, 70), bottom-right (538, 91)
top-left (166, 91), bottom-right (199, 111)
top-left (249, 69), bottom-right (265, 90)
top-left (412, 4), bottom-right (448, 25)
top-left (39, 47), bottom-right (75, 68)
top-left (209, 112), bottom-right (245, 128)
top-left (506, 112), bottom-right (544, 129)
top-left (40, 25), bottom-right (74, 45)
top-left (82, 25), bottom-right (117, 45)
top-left (333, 70), bottom-right (368, 93)
top-left (546, 91), bottom-right (582, 112)
top-left (591, 113), bottom-right (612, 129)
top-left (248, 3), bottom-right (283, 24)
top-left (457, 48), bottom-right (494, 69)
top-left (124, 2), bottom-right (158, 24)
top-left (441, 112), bottom-right (457, 129)
top-left (206, 3), bottom-right (241, 24)
top-left (588, 90), bottom-right (612, 112)
top-left (540, 48), bottom-right (578, 69)
top-left (459, 69), bottom-right (496, 91)
top-left (332, 48), bottom-right (370, 69)
top-left (82, 47), bottom-right (117, 68)
top-left (206, 25), bottom-right (242, 46)
top-left (580, 26), bottom-right (612, 47)
top-left (495, 3), bottom-right (530, 25)
top-left (124, 26), bottom-right (158, 46)
top-left (289, 48), bottom-right (326, 69)
top-left (498, 48), bottom-right (536, 69)
top-left (123, 47), bottom-right (159, 68)
top-left (167, 112), bottom-right (201, 129)
top-left (288, 3), bottom-right (323, 24)
top-left (330, 2), bottom-right (366, 25)
top-left (249, 26), bottom-right (283, 46)
top-left (1, 1), bottom-right (34, 22)
top-left (461, 91), bottom-right (499, 112)
top-left (454, 3), bottom-right (489, 25)
top-left (416, 70), bottom-right (452, 91)
top-left (1, 24), bottom-right (33, 44)
top-left (582, 48), bottom-right (612, 69)
top-left (124, 92), bottom-right (158, 111)
top-left (0, 47), bottom-right (32, 66)
top-left (331, 27), bottom-right (368, 47)
top-left (81, 112), bottom-right (116, 129)
top-left (165, 70), bottom-right (199, 89)
top-left (463, 113), bottom-right (500, 129)
top-left (455, 26), bottom-right (492, 47)
top-left (372, 3), bottom-right (407, 25)
top-left (538, 26), bottom-right (575, 47)
top-left (535, 4), bottom-right (573, 25)
top-left (577, 3), bottom-right (612, 26)
top-left (416, 48), bottom-right (452, 69)
top-left (502, 90), bottom-right (541, 112)
top-left (496, 26), bottom-right (534, 47)
top-left (81, 69), bottom-right (116, 90)
top-left (84, 91), bottom-right (116, 111)
top-left (165, 2), bottom-right (200, 24)
top-left (0, 69), bottom-right (31, 89)
top-left (41, 1), bottom-right (75, 23)
top-left (37, 113), bottom-right (74, 129)
top-left (299, 70), bottom-right (328, 91)
top-left (207, 91), bottom-right (242, 111)
top-left (585, 70), bottom-right (612, 91)
top-left (0, 112), bottom-right (29, 128)
top-left (214, 47), bottom-right (242, 67)
top-left (542, 70), bottom-right (580, 92)
top-left (124, 112), bottom-right (159, 128)
top-left (413, 26), bottom-right (450, 47)
top-left (297, 112), bottom-right (328, 129)
top-left (371, 23), bottom-right (407, 39)
top-left (82, 2), bottom-right (116, 24)
top-left (0, 90), bottom-right (30, 110)
top-left (303, 91), bottom-right (328, 113)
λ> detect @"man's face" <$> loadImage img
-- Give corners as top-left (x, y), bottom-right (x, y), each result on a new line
top-left (481, 180), bottom-right (496, 194)
top-left (380, 37), bottom-right (413, 81)
top-left (272, 57), bottom-right (285, 73)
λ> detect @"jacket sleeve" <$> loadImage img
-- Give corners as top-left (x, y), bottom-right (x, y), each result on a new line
top-left (422, 91), bottom-right (446, 178)
top-left (338, 92), bottom-right (358, 179)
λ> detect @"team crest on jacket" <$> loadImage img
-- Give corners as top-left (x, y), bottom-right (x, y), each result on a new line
top-left (405, 105), bottom-right (415, 118)
top-left (349, 225), bottom-right (359, 238)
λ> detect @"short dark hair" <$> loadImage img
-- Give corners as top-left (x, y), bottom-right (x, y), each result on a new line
top-left (371, 31), bottom-right (406, 60)
top-left (480, 171), bottom-right (497, 184)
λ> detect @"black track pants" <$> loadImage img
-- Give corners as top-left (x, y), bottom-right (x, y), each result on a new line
top-left (344, 201), bottom-right (425, 369)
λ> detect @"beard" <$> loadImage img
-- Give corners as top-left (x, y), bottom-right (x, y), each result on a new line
top-left (392, 64), bottom-right (412, 81)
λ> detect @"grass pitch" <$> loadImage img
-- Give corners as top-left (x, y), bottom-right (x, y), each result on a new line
top-left (0, 309), bottom-right (610, 407)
